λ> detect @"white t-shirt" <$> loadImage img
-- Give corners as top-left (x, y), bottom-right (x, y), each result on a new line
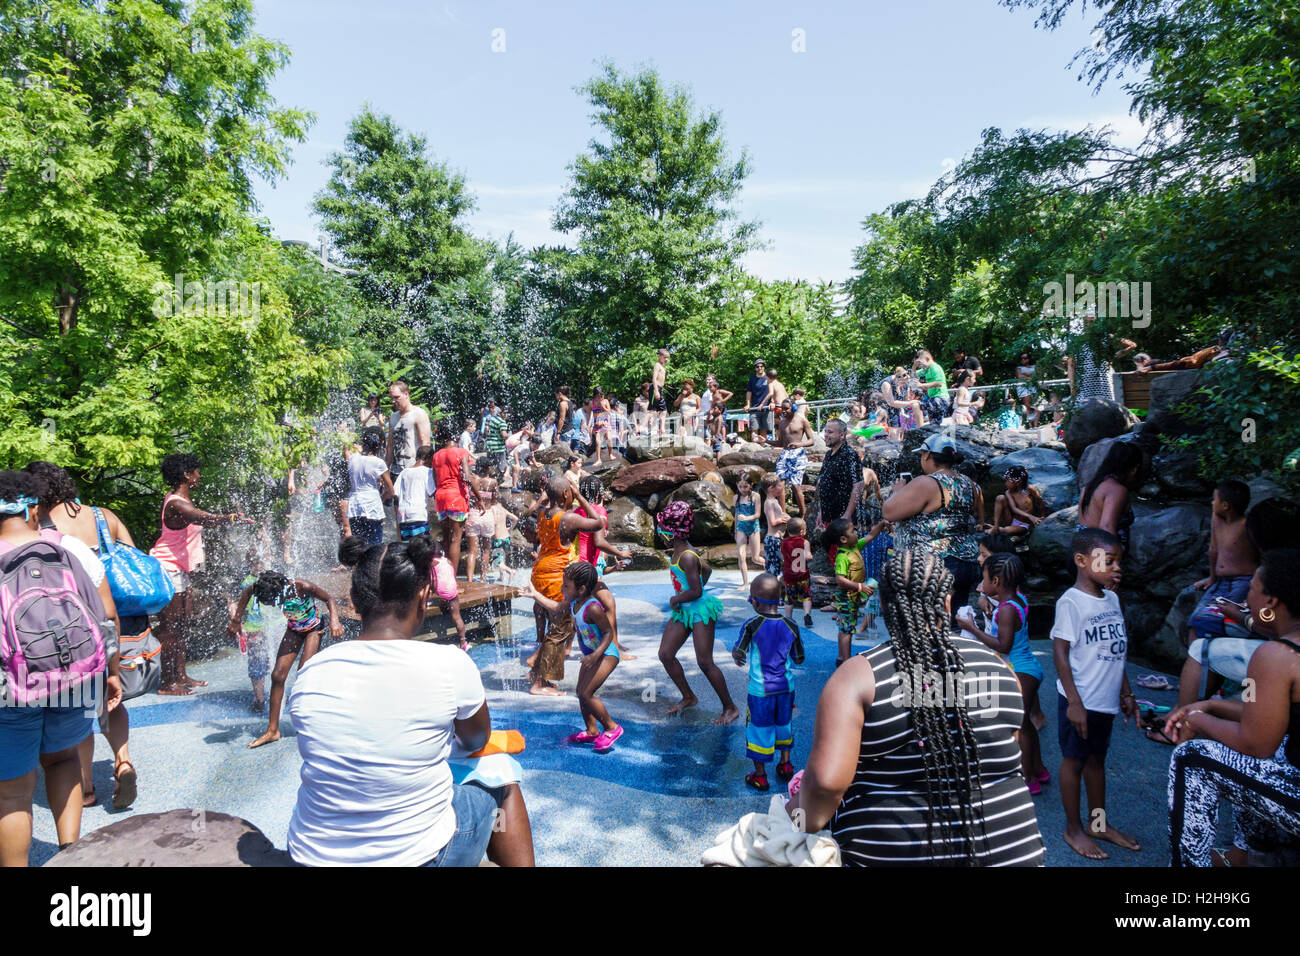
top-left (54, 533), bottom-right (106, 587)
top-left (286, 640), bottom-right (487, 867)
top-left (458, 430), bottom-right (474, 452)
top-left (1052, 587), bottom-right (1128, 714)
top-left (389, 406), bottom-right (429, 471)
top-left (394, 465), bottom-right (432, 524)
top-left (347, 455), bottom-right (389, 520)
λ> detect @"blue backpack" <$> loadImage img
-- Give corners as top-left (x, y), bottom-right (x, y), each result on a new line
top-left (92, 507), bottom-right (174, 616)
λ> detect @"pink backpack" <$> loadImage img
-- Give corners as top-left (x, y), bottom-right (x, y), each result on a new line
top-left (0, 535), bottom-right (108, 707)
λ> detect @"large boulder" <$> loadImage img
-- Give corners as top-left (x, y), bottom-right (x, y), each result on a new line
top-left (1028, 501), bottom-right (1210, 584)
top-left (1146, 584), bottom-right (1205, 665)
top-left (987, 446), bottom-right (1078, 514)
top-left (620, 543), bottom-right (670, 571)
top-left (717, 441), bottom-right (782, 469)
top-left (586, 452), bottom-right (629, 483)
top-left (690, 456), bottom-right (722, 481)
top-left (1146, 369), bottom-right (1205, 436)
top-left (605, 496), bottom-right (656, 547)
top-left (499, 489), bottom-right (537, 516)
top-left (703, 542), bottom-right (740, 569)
top-left (1150, 447), bottom-right (1214, 499)
top-left (625, 433), bottom-right (713, 463)
top-left (611, 456), bottom-right (700, 497)
top-left (1063, 399), bottom-right (1131, 458)
top-left (533, 443), bottom-right (573, 466)
top-left (45, 810), bottom-right (292, 867)
top-left (1125, 505), bottom-right (1209, 578)
top-left (664, 480), bottom-right (737, 543)
top-left (1027, 506), bottom-right (1080, 581)
top-left (862, 438), bottom-right (904, 480)
top-left (899, 424), bottom-right (1039, 483)
top-left (719, 463), bottom-right (766, 490)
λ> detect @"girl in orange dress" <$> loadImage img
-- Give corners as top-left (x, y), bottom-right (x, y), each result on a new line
top-left (528, 476), bottom-right (605, 696)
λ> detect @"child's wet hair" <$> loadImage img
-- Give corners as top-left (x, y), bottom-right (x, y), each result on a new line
top-left (978, 532), bottom-right (1016, 555)
top-left (252, 570), bottom-right (293, 605)
top-left (821, 518), bottom-right (853, 553)
top-left (1215, 479), bottom-right (1250, 516)
top-left (342, 535), bottom-right (437, 619)
top-left (360, 427), bottom-right (385, 454)
top-left (579, 475), bottom-right (603, 501)
top-left (786, 516), bottom-right (805, 537)
top-left (983, 552), bottom-right (1025, 591)
top-left (415, 444), bottom-right (434, 466)
top-left (564, 560), bottom-right (599, 596)
top-left (761, 474), bottom-right (783, 495)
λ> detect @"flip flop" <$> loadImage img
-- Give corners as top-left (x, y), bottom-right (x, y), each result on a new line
top-left (1145, 725), bottom-right (1177, 746)
top-left (1136, 674), bottom-right (1174, 691)
top-left (112, 761), bottom-right (137, 810)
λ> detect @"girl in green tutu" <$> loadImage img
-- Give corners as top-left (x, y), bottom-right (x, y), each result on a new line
top-left (656, 501), bottom-right (740, 724)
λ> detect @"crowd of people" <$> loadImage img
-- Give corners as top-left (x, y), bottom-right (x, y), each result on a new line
top-left (1, 320), bottom-right (1293, 867)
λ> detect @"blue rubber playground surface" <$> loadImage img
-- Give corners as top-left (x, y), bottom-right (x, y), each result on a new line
top-left (31, 569), bottom-right (1178, 866)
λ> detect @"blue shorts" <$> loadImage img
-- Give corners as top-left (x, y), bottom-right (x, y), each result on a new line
top-left (1057, 693), bottom-right (1115, 761)
top-left (0, 704), bottom-right (96, 780)
top-left (745, 691), bottom-right (794, 763)
top-left (1187, 576), bottom-right (1253, 642)
top-left (421, 782), bottom-right (507, 867)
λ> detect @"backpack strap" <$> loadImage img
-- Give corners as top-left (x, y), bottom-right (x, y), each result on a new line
top-left (92, 506), bottom-right (113, 554)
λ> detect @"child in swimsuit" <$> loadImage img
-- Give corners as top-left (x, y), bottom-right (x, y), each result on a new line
top-left (992, 465), bottom-right (1045, 538)
top-left (528, 560), bottom-right (624, 753)
top-left (465, 481), bottom-right (498, 584)
top-left (733, 474), bottom-right (763, 590)
top-left (957, 552), bottom-right (1048, 793)
top-left (229, 571), bottom-right (343, 748)
top-left (430, 539), bottom-right (468, 650)
top-left (656, 501), bottom-right (740, 725)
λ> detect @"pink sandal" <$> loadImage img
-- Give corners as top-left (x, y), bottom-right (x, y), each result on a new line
top-left (1036, 769), bottom-right (1050, 784)
top-left (593, 725), bottom-right (624, 753)
top-left (567, 730), bottom-right (599, 745)
top-left (1027, 778), bottom-right (1043, 796)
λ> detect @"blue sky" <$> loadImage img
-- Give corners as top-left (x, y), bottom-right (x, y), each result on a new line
top-left (251, 0), bottom-right (1141, 283)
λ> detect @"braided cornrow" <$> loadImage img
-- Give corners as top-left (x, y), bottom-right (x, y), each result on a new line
top-left (880, 550), bottom-right (988, 865)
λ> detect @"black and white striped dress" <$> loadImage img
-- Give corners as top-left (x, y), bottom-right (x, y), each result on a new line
top-left (831, 637), bottom-right (1045, 866)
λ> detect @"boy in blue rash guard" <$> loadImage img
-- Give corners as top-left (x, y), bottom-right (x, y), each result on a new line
top-left (732, 573), bottom-right (805, 791)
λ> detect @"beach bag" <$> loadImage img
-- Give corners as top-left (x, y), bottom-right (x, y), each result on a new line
top-left (117, 619), bottom-right (162, 700)
top-left (0, 537), bottom-right (108, 706)
top-left (93, 507), bottom-right (174, 616)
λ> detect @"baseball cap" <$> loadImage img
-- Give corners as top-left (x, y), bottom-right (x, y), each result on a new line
top-left (919, 433), bottom-right (957, 455)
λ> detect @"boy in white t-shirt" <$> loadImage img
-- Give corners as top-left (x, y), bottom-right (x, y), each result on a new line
top-left (1053, 526), bottom-right (1140, 861)
top-left (393, 445), bottom-right (434, 540)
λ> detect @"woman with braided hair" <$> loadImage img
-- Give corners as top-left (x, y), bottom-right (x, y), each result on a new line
top-left (790, 549), bottom-right (1043, 866)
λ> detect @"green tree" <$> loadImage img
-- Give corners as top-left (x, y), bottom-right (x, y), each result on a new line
top-left (553, 62), bottom-right (759, 364)
top-left (0, 0), bottom-right (345, 531)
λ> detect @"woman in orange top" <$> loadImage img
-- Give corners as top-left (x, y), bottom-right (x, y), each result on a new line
top-left (529, 476), bottom-right (605, 696)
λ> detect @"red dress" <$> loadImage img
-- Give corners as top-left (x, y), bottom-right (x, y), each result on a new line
top-left (432, 447), bottom-right (471, 514)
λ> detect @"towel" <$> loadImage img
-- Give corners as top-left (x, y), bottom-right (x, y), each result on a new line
top-left (700, 795), bottom-right (841, 867)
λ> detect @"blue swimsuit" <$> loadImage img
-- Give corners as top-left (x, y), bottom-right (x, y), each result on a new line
top-left (572, 597), bottom-right (619, 660)
top-left (999, 595), bottom-right (1043, 681)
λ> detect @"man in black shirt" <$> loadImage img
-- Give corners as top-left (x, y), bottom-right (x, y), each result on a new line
top-left (815, 419), bottom-right (864, 532)
top-left (746, 359), bottom-right (771, 440)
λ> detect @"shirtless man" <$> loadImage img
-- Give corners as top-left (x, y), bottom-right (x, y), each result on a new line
top-left (651, 349), bottom-right (669, 436)
top-left (764, 368), bottom-right (789, 414)
top-left (385, 381), bottom-right (431, 479)
top-left (1171, 480), bottom-right (1261, 712)
top-left (556, 386), bottom-right (574, 449)
top-left (772, 398), bottom-right (815, 517)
